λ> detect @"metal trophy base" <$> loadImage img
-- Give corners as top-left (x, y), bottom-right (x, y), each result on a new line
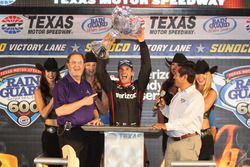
top-left (90, 41), bottom-right (109, 59)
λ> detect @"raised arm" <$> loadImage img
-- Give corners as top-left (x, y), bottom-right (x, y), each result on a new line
top-left (136, 28), bottom-right (152, 91)
top-left (96, 58), bottom-right (113, 93)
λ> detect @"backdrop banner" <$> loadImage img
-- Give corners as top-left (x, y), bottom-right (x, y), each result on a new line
top-left (0, 14), bottom-right (249, 166)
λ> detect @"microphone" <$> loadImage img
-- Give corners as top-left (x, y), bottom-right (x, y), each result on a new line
top-left (152, 90), bottom-right (166, 112)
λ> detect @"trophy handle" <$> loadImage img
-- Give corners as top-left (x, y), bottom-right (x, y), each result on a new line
top-left (91, 33), bottom-right (115, 59)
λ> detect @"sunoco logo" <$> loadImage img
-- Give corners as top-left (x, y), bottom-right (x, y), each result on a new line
top-left (213, 66), bottom-right (250, 128)
top-left (1, 15), bottom-right (23, 34)
top-left (0, 64), bottom-right (41, 127)
top-left (82, 16), bottom-right (112, 34)
top-left (0, 0), bottom-right (15, 6)
top-left (203, 16), bottom-right (236, 34)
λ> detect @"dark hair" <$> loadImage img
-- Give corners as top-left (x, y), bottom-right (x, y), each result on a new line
top-left (178, 61), bottom-right (196, 84)
top-left (168, 69), bottom-right (174, 80)
top-left (66, 52), bottom-right (85, 63)
top-left (161, 67), bottom-right (175, 91)
top-left (39, 70), bottom-right (61, 104)
top-left (83, 70), bottom-right (101, 92)
top-left (161, 78), bottom-right (175, 93)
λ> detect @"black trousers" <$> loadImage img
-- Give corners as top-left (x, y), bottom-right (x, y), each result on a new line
top-left (162, 117), bottom-right (169, 155)
top-left (58, 126), bottom-right (102, 167)
top-left (42, 126), bottom-right (62, 167)
top-left (199, 134), bottom-right (214, 160)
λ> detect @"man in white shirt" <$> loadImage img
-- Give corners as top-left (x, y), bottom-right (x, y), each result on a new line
top-left (153, 60), bottom-right (204, 167)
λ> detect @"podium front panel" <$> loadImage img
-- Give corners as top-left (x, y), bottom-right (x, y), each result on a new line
top-left (104, 132), bottom-right (144, 167)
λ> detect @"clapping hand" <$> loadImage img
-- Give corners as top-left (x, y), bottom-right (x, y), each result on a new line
top-left (130, 27), bottom-right (145, 42)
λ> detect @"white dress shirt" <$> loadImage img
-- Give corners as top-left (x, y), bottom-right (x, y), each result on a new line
top-left (165, 85), bottom-right (204, 137)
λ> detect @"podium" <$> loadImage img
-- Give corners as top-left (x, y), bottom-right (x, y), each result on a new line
top-left (82, 126), bottom-right (160, 167)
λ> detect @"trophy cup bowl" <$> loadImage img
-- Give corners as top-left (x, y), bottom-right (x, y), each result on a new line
top-left (91, 6), bottom-right (144, 59)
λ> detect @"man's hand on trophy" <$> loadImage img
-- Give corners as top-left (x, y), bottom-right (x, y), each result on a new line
top-left (103, 33), bottom-right (114, 41)
top-left (90, 33), bottom-right (115, 60)
top-left (130, 27), bottom-right (145, 42)
top-left (137, 27), bottom-right (145, 42)
top-left (103, 33), bottom-right (115, 50)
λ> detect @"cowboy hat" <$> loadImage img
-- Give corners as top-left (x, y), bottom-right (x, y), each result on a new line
top-left (195, 60), bottom-right (218, 74)
top-left (35, 58), bottom-right (64, 72)
top-left (85, 51), bottom-right (97, 63)
top-left (165, 53), bottom-right (188, 66)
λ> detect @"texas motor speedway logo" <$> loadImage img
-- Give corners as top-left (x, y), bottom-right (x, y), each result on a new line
top-left (213, 65), bottom-right (250, 128)
top-left (0, 64), bottom-right (41, 127)
top-left (27, 15), bottom-right (74, 35)
top-left (0, 15), bottom-right (24, 34)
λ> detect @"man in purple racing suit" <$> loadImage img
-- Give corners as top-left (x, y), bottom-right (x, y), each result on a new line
top-left (96, 28), bottom-right (151, 127)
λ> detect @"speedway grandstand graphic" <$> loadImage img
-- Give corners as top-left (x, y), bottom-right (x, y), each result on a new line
top-left (0, 64), bottom-right (41, 127)
top-left (213, 65), bottom-right (250, 128)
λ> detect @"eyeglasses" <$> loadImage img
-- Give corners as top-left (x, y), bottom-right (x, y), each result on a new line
top-left (68, 61), bottom-right (84, 65)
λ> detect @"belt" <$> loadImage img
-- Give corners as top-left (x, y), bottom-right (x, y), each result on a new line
top-left (59, 121), bottom-right (81, 131)
top-left (45, 125), bottom-right (57, 134)
top-left (171, 132), bottom-right (198, 141)
top-left (201, 128), bottom-right (212, 138)
top-left (58, 122), bottom-right (81, 136)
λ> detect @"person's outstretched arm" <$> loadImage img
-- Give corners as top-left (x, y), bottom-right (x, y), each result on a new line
top-left (96, 57), bottom-right (113, 94)
top-left (136, 28), bottom-right (152, 92)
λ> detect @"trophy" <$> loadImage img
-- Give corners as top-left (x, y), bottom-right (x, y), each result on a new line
top-left (91, 33), bottom-right (115, 59)
top-left (110, 6), bottom-right (145, 38)
top-left (91, 6), bottom-right (145, 59)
